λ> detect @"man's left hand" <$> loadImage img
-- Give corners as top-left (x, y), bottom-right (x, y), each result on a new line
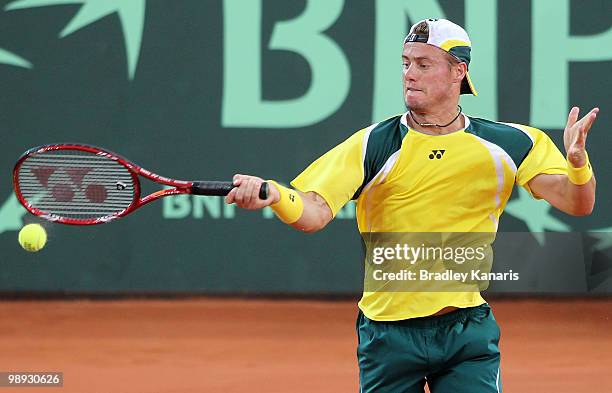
top-left (564, 106), bottom-right (599, 167)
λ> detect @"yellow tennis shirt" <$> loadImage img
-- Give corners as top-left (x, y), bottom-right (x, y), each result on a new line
top-left (291, 113), bottom-right (568, 321)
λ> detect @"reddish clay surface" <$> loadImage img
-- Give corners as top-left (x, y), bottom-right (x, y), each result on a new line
top-left (0, 299), bottom-right (610, 392)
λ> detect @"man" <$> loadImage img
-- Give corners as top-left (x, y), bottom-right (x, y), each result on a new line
top-left (225, 19), bottom-right (597, 393)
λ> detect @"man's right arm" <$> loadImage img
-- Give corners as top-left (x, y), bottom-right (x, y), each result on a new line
top-left (291, 190), bottom-right (333, 233)
top-left (224, 174), bottom-right (333, 233)
top-left (226, 128), bottom-right (368, 232)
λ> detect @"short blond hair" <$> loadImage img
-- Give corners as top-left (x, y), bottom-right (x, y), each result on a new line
top-left (412, 21), bottom-right (429, 36)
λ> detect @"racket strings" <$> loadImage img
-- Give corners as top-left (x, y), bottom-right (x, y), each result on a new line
top-left (17, 150), bottom-right (136, 220)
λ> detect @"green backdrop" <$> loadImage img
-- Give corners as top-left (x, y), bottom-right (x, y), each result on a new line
top-left (1, 0), bottom-right (610, 294)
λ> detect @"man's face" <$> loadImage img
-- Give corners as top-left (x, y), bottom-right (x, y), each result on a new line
top-left (402, 42), bottom-right (461, 111)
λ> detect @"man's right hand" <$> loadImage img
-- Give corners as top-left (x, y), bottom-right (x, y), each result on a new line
top-left (226, 174), bottom-right (333, 233)
top-left (224, 174), bottom-right (280, 210)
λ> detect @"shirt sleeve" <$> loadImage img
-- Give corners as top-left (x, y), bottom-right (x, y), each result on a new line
top-left (290, 129), bottom-right (366, 217)
top-left (514, 125), bottom-right (568, 198)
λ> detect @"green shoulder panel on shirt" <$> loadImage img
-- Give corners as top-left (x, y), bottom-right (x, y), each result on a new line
top-left (465, 116), bottom-right (534, 168)
top-left (352, 114), bottom-right (407, 199)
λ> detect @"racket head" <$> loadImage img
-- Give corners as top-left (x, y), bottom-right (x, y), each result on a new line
top-left (13, 144), bottom-right (141, 225)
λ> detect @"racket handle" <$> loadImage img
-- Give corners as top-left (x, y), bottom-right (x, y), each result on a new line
top-left (259, 182), bottom-right (269, 200)
top-left (191, 181), bottom-right (269, 199)
top-left (191, 181), bottom-right (233, 196)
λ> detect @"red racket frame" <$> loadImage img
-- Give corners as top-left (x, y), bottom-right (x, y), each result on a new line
top-left (13, 144), bottom-right (198, 225)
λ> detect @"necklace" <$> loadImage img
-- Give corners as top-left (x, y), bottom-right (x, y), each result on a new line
top-left (408, 105), bottom-right (462, 128)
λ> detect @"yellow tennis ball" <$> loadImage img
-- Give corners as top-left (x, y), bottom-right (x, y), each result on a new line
top-left (18, 224), bottom-right (47, 252)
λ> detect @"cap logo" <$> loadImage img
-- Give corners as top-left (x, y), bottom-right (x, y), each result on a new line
top-left (405, 33), bottom-right (428, 43)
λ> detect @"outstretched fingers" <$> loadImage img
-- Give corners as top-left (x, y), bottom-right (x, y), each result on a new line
top-left (580, 107), bottom-right (599, 136)
top-left (566, 106), bottom-right (579, 130)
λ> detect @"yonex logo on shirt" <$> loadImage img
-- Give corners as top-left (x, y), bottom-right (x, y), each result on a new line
top-left (429, 150), bottom-right (446, 159)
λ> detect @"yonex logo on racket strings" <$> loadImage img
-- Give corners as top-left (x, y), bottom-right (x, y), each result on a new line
top-left (28, 165), bottom-right (117, 204)
top-left (429, 150), bottom-right (446, 159)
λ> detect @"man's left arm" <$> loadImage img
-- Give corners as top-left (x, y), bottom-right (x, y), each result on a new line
top-left (528, 107), bottom-right (599, 216)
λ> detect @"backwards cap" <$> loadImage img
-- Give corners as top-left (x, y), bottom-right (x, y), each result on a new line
top-left (404, 18), bottom-right (477, 96)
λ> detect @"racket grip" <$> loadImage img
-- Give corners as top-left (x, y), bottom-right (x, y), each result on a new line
top-left (259, 182), bottom-right (269, 200)
top-left (191, 181), bottom-right (269, 199)
top-left (191, 181), bottom-right (234, 196)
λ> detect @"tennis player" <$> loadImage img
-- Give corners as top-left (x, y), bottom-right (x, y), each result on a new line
top-left (226, 18), bottom-right (597, 392)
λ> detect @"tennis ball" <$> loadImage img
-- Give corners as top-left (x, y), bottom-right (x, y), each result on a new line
top-left (18, 224), bottom-right (47, 252)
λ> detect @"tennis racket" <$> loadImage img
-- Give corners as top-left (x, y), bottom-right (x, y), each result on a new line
top-left (13, 143), bottom-right (269, 225)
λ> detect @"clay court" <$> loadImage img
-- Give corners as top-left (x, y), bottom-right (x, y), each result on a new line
top-left (0, 298), bottom-right (610, 392)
